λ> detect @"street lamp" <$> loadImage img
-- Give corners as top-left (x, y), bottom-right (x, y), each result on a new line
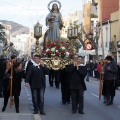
top-left (67, 23), bottom-right (72, 40)
top-left (67, 21), bottom-right (82, 54)
top-left (72, 21), bottom-right (78, 39)
top-left (67, 21), bottom-right (79, 40)
top-left (34, 22), bottom-right (42, 54)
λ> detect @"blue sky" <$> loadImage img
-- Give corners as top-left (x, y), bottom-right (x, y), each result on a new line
top-left (0, 0), bottom-right (83, 28)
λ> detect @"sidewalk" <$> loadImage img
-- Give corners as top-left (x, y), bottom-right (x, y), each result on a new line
top-left (0, 82), bottom-right (35, 120)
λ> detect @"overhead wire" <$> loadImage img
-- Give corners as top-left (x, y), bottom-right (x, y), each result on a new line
top-left (0, 0), bottom-right (76, 28)
top-left (0, 0), bottom-right (26, 9)
top-left (27, 0), bottom-right (34, 27)
top-left (0, 0), bottom-right (33, 28)
top-left (0, 0), bottom-right (45, 28)
top-left (0, 0), bottom-right (48, 10)
top-left (7, 8), bottom-right (25, 20)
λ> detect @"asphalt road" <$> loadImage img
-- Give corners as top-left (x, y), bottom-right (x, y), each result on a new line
top-left (0, 77), bottom-right (120, 120)
top-left (41, 77), bottom-right (120, 120)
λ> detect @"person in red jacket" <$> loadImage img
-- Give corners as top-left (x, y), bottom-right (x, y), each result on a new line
top-left (97, 62), bottom-right (101, 79)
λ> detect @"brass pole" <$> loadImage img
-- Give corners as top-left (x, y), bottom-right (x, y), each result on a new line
top-left (10, 60), bottom-right (13, 108)
top-left (35, 38), bottom-right (40, 54)
top-left (99, 60), bottom-right (104, 100)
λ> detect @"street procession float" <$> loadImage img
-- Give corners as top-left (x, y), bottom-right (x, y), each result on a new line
top-left (34, 0), bottom-right (82, 70)
top-left (7, 0), bottom-right (104, 108)
top-left (34, 0), bottom-right (104, 101)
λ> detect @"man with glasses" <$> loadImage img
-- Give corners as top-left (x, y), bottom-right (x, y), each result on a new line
top-left (66, 55), bottom-right (87, 114)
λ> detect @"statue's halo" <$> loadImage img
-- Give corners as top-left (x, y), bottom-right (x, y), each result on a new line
top-left (48, 0), bottom-right (62, 11)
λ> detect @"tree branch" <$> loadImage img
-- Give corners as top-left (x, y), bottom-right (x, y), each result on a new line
top-left (82, 26), bottom-right (97, 49)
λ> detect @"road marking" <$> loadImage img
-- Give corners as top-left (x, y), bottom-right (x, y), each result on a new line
top-left (91, 93), bottom-right (99, 98)
top-left (34, 114), bottom-right (41, 120)
top-left (0, 113), bottom-right (34, 116)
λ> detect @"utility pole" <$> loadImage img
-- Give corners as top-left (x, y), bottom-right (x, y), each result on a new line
top-left (99, 0), bottom-right (104, 59)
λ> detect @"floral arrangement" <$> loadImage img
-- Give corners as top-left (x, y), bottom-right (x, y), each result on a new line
top-left (42, 41), bottom-right (75, 59)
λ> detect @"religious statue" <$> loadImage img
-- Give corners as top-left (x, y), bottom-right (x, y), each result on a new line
top-left (46, 0), bottom-right (63, 42)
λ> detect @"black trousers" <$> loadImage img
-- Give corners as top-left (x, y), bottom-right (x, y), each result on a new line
top-left (104, 80), bottom-right (115, 100)
top-left (61, 81), bottom-right (70, 103)
top-left (31, 87), bottom-right (45, 112)
top-left (71, 88), bottom-right (84, 112)
top-left (54, 75), bottom-right (60, 88)
top-left (3, 92), bottom-right (19, 110)
top-left (94, 70), bottom-right (98, 78)
top-left (0, 80), bottom-right (2, 97)
top-left (49, 71), bottom-right (54, 86)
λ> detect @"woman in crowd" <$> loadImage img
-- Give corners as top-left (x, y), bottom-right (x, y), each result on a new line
top-left (2, 62), bottom-right (25, 113)
top-left (104, 56), bottom-right (118, 105)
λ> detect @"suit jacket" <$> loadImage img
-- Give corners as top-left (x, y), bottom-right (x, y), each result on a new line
top-left (5, 68), bottom-right (25, 96)
top-left (25, 65), bottom-right (49, 88)
top-left (66, 64), bottom-right (87, 90)
top-left (104, 61), bottom-right (118, 80)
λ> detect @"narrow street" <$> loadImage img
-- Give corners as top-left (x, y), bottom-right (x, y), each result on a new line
top-left (0, 77), bottom-right (120, 120)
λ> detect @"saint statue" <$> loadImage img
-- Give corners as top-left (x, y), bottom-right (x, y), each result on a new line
top-left (46, 1), bottom-right (63, 42)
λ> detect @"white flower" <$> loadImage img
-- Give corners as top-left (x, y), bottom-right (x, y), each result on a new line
top-left (61, 47), bottom-right (65, 50)
top-left (51, 47), bottom-right (55, 52)
top-left (56, 50), bottom-right (59, 52)
top-left (46, 49), bottom-right (50, 52)
top-left (66, 52), bottom-right (69, 57)
top-left (51, 53), bottom-right (55, 56)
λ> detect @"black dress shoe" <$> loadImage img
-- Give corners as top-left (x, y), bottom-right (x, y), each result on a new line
top-left (2, 106), bottom-right (6, 112)
top-left (72, 111), bottom-right (76, 114)
top-left (16, 109), bottom-right (19, 113)
top-left (62, 101), bottom-right (66, 104)
top-left (33, 111), bottom-right (38, 114)
top-left (67, 101), bottom-right (70, 104)
top-left (79, 111), bottom-right (85, 114)
top-left (106, 100), bottom-right (111, 106)
top-left (40, 111), bottom-right (46, 115)
top-left (56, 86), bottom-right (59, 89)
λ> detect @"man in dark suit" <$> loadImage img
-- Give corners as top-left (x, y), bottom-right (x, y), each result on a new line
top-left (104, 56), bottom-right (118, 105)
top-left (25, 54), bottom-right (49, 115)
top-left (66, 55), bottom-right (87, 114)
